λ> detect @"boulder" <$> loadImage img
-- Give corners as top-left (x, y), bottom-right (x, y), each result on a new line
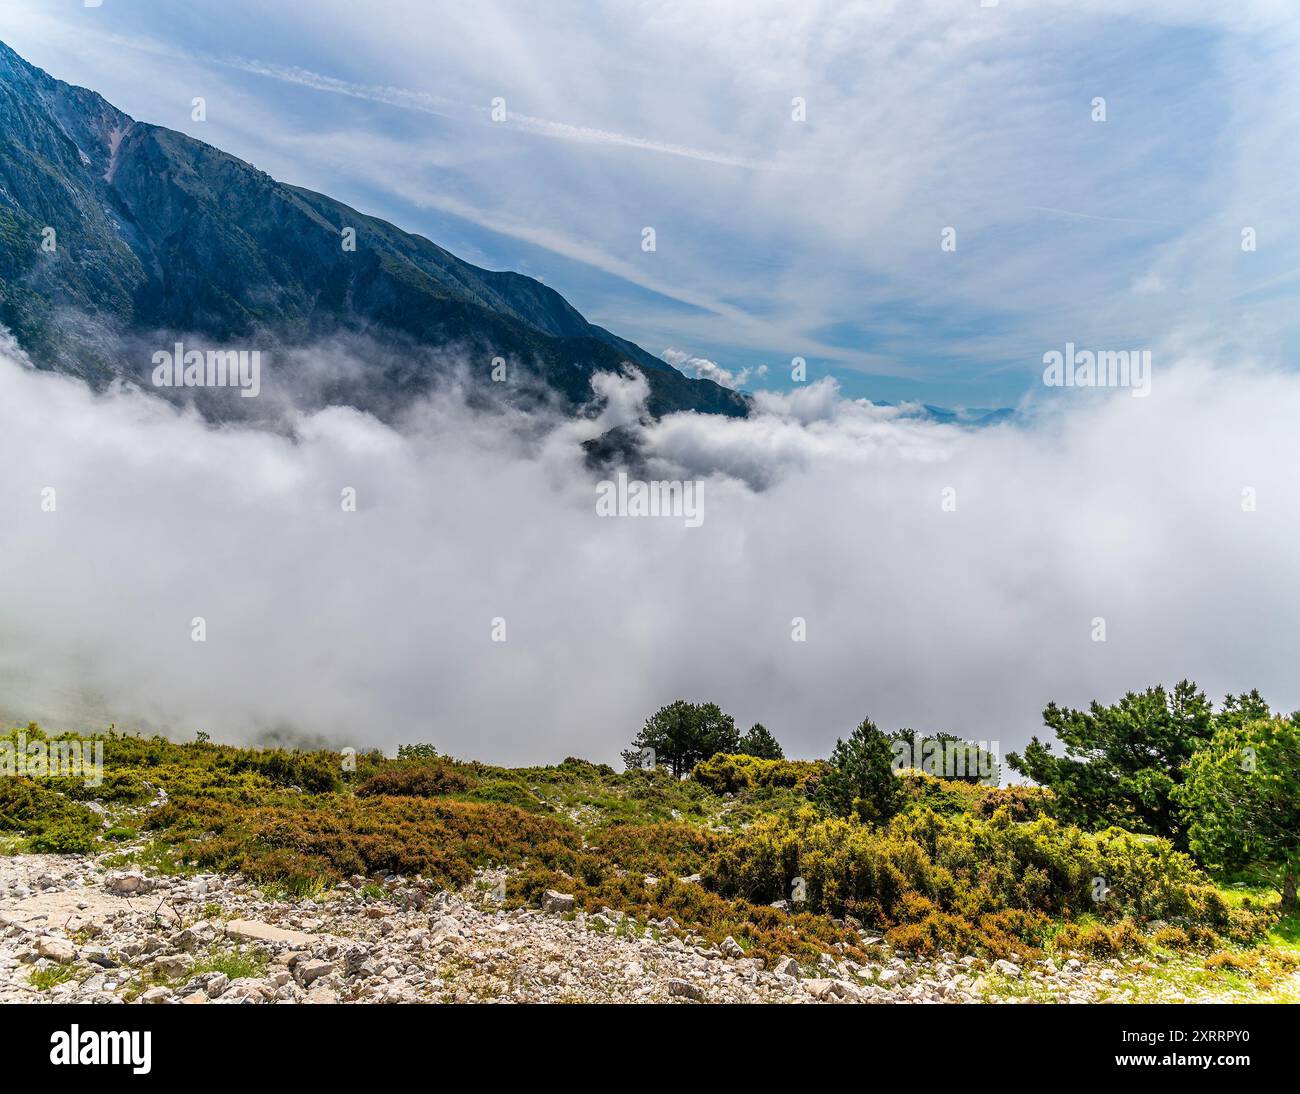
top-left (153, 954), bottom-right (193, 978)
top-left (541, 891), bottom-right (576, 914)
top-left (104, 871), bottom-right (154, 896)
top-left (304, 986), bottom-right (339, 1004)
top-left (36, 936), bottom-right (77, 964)
top-left (225, 919), bottom-right (319, 948)
top-left (666, 978), bottom-right (706, 1001)
top-left (771, 956), bottom-right (801, 979)
top-left (719, 936), bottom-right (745, 960)
top-left (295, 959), bottom-right (336, 987)
top-left (803, 978), bottom-right (847, 1000)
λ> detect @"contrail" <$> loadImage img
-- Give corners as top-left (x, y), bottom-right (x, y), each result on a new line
top-left (1023, 204), bottom-right (1168, 226)
top-left (220, 57), bottom-right (767, 170)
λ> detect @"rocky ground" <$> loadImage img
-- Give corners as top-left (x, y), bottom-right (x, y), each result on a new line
top-left (0, 851), bottom-right (1289, 1004)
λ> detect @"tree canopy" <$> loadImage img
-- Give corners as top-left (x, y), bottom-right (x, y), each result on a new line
top-left (1006, 680), bottom-right (1224, 841)
top-left (889, 728), bottom-right (999, 785)
top-left (738, 722), bottom-right (784, 760)
top-left (622, 700), bottom-right (740, 777)
top-left (1180, 715), bottom-right (1300, 911)
top-left (814, 716), bottom-right (901, 825)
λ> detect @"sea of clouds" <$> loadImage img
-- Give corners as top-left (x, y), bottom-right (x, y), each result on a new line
top-left (2, 337), bottom-right (1298, 766)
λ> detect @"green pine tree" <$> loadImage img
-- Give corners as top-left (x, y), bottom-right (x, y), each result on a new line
top-left (814, 716), bottom-right (901, 825)
top-left (1180, 715), bottom-right (1300, 912)
top-left (738, 722), bottom-right (784, 760)
top-left (1006, 680), bottom-right (1218, 842)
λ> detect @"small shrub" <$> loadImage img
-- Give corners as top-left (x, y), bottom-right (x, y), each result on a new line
top-left (228, 748), bottom-right (342, 793)
top-left (29, 964), bottom-right (76, 991)
top-left (147, 796), bottom-right (580, 891)
top-left (1151, 925), bottom-right (1191, 949)
top-left (463, 778), bottom-right (547, 812)
top-left (355, 760), bottom-right (473, 798)
top-left (975, 785), bottom-right (1055, 822)
top-left (1054, 919), bottom-right (1147, 956)
top-left (27, 822), bottom-right (98, 854)
top-left (691, 754), bottom-right (826, 795)
top-left (1205, 950), bottom-right (1253, 971)
top-left (190, 947), bottom-right (267, 981)
top-left (0, 779), bottom-right (101, 852)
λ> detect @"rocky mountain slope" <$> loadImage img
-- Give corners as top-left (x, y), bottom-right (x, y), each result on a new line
top-left (0, 39), bottom-right (747, 420)
top-left (6, 715), bottom-right (1297, 1007)
top-left (4, 852), bottom-right (1294, 1005)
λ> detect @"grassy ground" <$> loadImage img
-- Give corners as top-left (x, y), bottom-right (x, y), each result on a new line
top-left (1, 725), bottom-right (1291, 977)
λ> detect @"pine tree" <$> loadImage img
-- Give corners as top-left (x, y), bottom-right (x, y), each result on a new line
top-left (739, 722), bottom-right (784, 760)
top-left (1180, 716), bottom-right (1300, 912)
top-left (1006, 680), bottom-right (1217, 841)
top-left (814, 716), bottom-right (901, 824)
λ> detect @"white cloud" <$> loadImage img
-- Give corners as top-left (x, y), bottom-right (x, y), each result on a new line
top-left (662, 348), bottom-right (765, 391)
top-left (2, 345), bottom-right (1298, 765)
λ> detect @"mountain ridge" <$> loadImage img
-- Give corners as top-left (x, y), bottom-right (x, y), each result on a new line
top-left (0, 38), bottom-right (748, 420)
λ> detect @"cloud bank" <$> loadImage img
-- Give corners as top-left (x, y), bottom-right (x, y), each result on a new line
top-left (2, 342), bottom-right (1298, 765)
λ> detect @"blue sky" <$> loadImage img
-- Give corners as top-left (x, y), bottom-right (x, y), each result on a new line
top-left (5, 0), bottom-right (1300, 408)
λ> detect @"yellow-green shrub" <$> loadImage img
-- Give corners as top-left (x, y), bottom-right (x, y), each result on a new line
top-left (1054, 918), bottom-right (1148, 956)
top-left (691, 753), bottom-right (827, 794)
top-left (0, 777), bottom-right (101, 852)
top-left (702, 806), bottom-right (1248, 952)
